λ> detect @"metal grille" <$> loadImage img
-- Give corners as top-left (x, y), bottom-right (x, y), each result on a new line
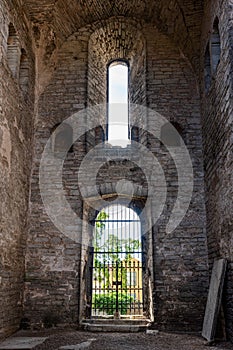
top-left (91, 204), bottom-right (143, 318)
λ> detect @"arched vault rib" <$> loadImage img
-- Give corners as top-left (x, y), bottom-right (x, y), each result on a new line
top-left (24, 0), bottom-right (204, 73)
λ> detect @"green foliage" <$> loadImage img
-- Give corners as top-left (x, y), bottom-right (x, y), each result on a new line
top-left (93, 292), bottom-right (134, 315)
top-left (93, 209), bottom-right (142, 315)
top-left (94, 210), bottom-right (141, 261)
top-left (93, 209), bottom-right (142, 291)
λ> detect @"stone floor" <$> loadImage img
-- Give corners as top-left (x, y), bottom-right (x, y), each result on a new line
top-left (0, 337), bottom-right (47, 350)
top-left (1, 329), bottom-right (232, 350)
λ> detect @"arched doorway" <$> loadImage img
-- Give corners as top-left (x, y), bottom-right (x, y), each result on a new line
top-left (91, 204), bottom-right (144, 318)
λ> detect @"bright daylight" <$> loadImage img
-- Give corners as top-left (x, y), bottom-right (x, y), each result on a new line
top-left (108, 62), bottom-right (129, 147)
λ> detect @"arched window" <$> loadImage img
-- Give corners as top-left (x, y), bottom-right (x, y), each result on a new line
top-left (19, 49), bottom-right (29, 94)
top-left (7, 23), bottom-right (21, 78)
top-left (211, 18), bottom-right (221, 74)
top-left (107, 61), bottom-right (129, 147)
top-left (161, 122), bottom-right (183, 147)
top-left (51, 123), bottom-right (73, 154)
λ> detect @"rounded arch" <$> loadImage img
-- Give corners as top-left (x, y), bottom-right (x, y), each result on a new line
top-left (107, 58), bottom-right (130, 70)
top-left (87, 17), bottom-right (147, 137)
top-left (79, 192), bottom-right (154, 321)
top-left (96, 200), bottom-right (144, 221)
top-left (92, 202), bottom-right (143, 317)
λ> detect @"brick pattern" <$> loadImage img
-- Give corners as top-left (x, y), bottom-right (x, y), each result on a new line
top-left (144, 24), bottom-right (208, 331)
top-left (24, 28), bottom-right (90, 328)
top-left (23, 0), bottom-right (203, 72)
top-left (200, 0), bottom-right (233, 342)
top-left (88, 18), bottom-right (147, 131)
top-left (0, 0), bottom-right (35, 339)
top-left (0, 0), bottom-right (232, 342)
top-left (22, 16), bottom-right (209, 333)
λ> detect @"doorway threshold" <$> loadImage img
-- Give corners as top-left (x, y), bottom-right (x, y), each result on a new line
top-left (81, 319), bottom-right (151, 332)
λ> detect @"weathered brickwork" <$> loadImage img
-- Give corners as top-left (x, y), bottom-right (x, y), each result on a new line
top-left (200, 0), bottom-right (233, 342)
top-left (144, 24), bottom-right (209, 331)
top-left (88, 18), bottom-right (147, 139)
top-left (23, 28), bottom-right (90, 328)
top-left (0, 0), bottom-right (232, 343)
top-left (0, 0), bottom-right (35, 339)
top-left (20, 14), bottom-right (209, 333)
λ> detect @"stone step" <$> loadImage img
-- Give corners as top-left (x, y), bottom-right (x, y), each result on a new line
top-left (81, 320), bottom-right (151, 332)
top-left (82, 318), bottom-right (150, 326)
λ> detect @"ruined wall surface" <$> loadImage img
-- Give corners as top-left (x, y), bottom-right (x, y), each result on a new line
top-left (0, 0), bottom-right (35, 339)
top-left (23, 28), bottom-right (90, 328)
top-left (200, 0), bottom-right (233, 341)
top-left (1, 0), bottom-right (233, 341)
top-left (144, 24), bottom-right (209, 332)
top-left (24, 16), bottom-right (208, 333)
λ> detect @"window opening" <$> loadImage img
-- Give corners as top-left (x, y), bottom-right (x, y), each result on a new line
top-left (91, 204), bottom-right (143, 318)
top-left (204, 44), bottom-right (211, 93)
top-left (7, 23), bottom-right (21, 78)
top-left (19, 49), bottom-right (29, 93)
top-left (211, 19), bottom-right (221, 74)
top-left (108, 61), bottom-right (129, 147)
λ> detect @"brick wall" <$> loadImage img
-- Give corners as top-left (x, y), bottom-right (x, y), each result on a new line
top-left (2, 0), bottom-right (232, 340)
top-left (24, 28), bottom-right (90, 327)
top-left (0, 0), bottom-right (35, 339)
top-left (88, 18), bottom-right (147, 131)
top-left (200, 0), bottom-right (233, 342)
top-left (145, 24), bottom-right (208, 332)
top-left (24, 17), bottom-right (209, 332)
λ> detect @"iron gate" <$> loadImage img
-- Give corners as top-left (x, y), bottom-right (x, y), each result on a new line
top-left (91, 204), bottom-right (144, 317)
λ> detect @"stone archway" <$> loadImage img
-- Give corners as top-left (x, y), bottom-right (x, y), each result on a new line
top-left (79, 194), bottom-right (154, 324)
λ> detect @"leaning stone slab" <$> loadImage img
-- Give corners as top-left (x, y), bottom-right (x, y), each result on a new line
top-left (0, 337), bottom-right (47, 349)
top-left (202, 259), bottom-right (227, 342)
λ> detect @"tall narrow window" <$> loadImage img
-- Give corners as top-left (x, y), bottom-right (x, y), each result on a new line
top-left (204, 19), bottom-right (221, 93)
top-left (7, 23), bottom-right (21, 78)
top-left (19, 49), bottom-right (29, 94)
top-left (108, 61), bottom-right (129, 147)
top-left (211, 18), bottom-right (221, 74)
top-left (204, 44), bottom-right (211, 93)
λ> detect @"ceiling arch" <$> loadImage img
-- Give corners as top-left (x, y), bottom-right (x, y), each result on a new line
top-left (24, 0), bottom-right (204, 70)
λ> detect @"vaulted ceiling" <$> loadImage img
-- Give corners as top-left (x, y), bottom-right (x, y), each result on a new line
top-left (23, 0), bottom-right (204, 68)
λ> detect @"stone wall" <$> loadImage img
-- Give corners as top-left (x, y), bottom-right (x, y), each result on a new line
top-left (2, 0), bottom-right (232, 341)
top-left (200, 0), bottom-right (233, 342)
top-left (24, 17), bottom-right (209, 333)
top-left (88, 18), bottom-right (147, 133)
top-left (144, 24), bottom-right (209, 332)
top-left (23, 28), bottom-right (90, 328)
top-left (0, 0), bottom-right (35, 339)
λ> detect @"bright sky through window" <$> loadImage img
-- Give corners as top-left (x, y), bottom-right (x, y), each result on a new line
top-left (108, 62), bottom-right (129, 147)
